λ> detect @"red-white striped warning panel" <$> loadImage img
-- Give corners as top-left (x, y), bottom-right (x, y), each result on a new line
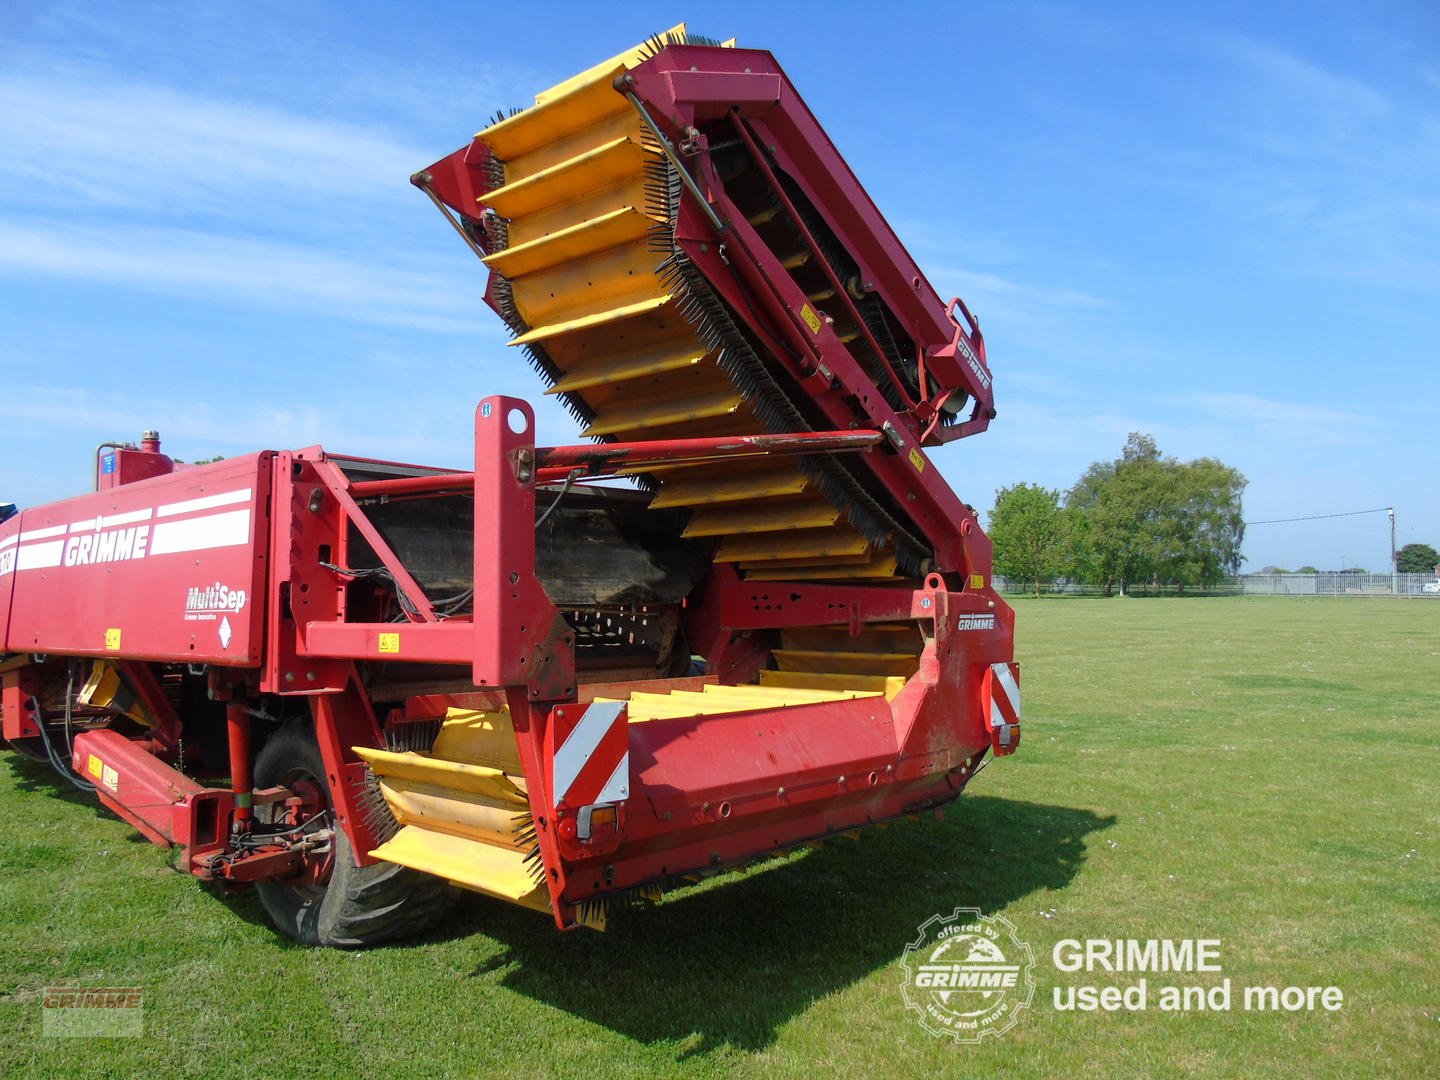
top-left (549, 700), bottom-right (630, 810)
top-left (986, 661), bottom-right (1021, 755)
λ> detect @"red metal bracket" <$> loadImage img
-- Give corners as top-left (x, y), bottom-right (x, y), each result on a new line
top-left (473, 397), bottom-right (576, 701)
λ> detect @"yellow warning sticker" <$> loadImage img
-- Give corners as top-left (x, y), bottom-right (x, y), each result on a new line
top-left (378, 632), bottom-right (401, 654)
top-left (104, 628), bottom-right (122, 650)
top-left (799, 303), bottom-right (823, 335)
top-left (969, 574), bottom-right (986, 590)
top-left (908, 448), bottom-right (926, 472)
top-left (86, 754), bottom-right (103, 780)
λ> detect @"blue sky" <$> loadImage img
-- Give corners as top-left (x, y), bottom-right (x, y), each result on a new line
top-left (1, 1), bottom-right (1435, 572)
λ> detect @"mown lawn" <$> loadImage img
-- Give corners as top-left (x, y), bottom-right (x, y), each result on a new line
top-left (0, 597), bottom-right (1435, 1077)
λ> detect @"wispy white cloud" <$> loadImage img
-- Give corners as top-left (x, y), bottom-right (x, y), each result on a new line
top-left (1183, 392), bottom-right (1375, 447)
top-left (1219, 38), bottom-right (1390, 144)
top-left (933, 265), bottom-right (1111, 314)
top-left (0, 70), bottom-right (434, 218)
top-left (0, 384), bottom-right (332, 451)
top-left (1159, 37), bottom-right (1440, 293)
top-left (0, 220), bottom-right (489, 334)
top-left (919, 259), bottom-right (1116, 361)
top-left (0, 379), bottom-right (583, 504)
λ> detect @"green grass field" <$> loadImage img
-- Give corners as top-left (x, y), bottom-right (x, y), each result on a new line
top-left (1, 598), bottom-right (1435, 1078)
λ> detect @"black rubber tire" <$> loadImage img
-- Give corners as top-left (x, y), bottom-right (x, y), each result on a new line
top-left (252, 720), bottom-right (455, 948)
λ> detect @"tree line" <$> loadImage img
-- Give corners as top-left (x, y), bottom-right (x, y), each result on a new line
top-left (988, 433), bottom-right (1246, 595)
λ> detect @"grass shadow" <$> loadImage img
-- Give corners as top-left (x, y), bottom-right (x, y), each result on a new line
top-left (2, 753), bottom-right (306, 937)
top-left (3, 751), bottom-right (1113, 1052)
top-left (4, 750), bottom-right (106, 809)
top-left (452, 794), bottom-right (1114, 1055)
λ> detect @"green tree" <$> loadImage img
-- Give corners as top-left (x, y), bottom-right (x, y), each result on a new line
top-left (1163, 457), bottom-right (1246, 589)
top-left (1397, 543), bottom-right (1439, 573)
top-left (988, 483), bottom-right (1071, 595)
top-left (1062, 505), bottom-right (1096, 585)
top-left (1065, 433), bottom-right (1245, 594)
top-left (1066, 434), bottom-right (1163, 594)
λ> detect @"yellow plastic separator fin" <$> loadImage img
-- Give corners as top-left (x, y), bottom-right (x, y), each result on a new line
top-left (759, 669), bottom-right (908, 700)
top-left (432, 708), bottom-right (523, 772)
top-left (715, 528), bottom-right (872, 564)
top-left (532, 25), bottom-right (686, 106)
top-left (512, 239), bottom-right (681, 330)
top-left (625, 690), bottom-right (746, 718)
top-left (374, 777), bottom-right (532, 849)
top-left (613, 685), bottom-right (876, 722)
top-left (582, 388), bottom-right (742, 437)
top-left (739, 550), bottom-right (872, 570)
top-left (506, 174), bottom-right (650, 246)
top-left (482, 206), bottom-right (658, 279)
top-left (696, 683), bottom-right (878, 704)
top-left (683, 499), bottom-right (840, 538)
top-left (482, 135), bottom-right (657, 219)
top-left (508, 292), bottom-right (672, 346)
top-left (354, 746), bottom-right (527, 807)
top-left (648, 467), bottom-right (810, 508)
top-left (742, 554), bottom-right (902, 581)
top-left (548, 342), bottom-right (707, 394)
top-left (483, 64), bottom-right (633, 155)
top-left (371, 826), bottom-right (548, 909)
top-left (770, 649), bottom-right (920, 677)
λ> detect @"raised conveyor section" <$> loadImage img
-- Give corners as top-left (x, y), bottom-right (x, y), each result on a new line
top-left (474, 29), bottom-right (906, 583)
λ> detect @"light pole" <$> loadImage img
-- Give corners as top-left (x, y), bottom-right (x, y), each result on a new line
top-left (1389, 506), bottom-right (1397, 594)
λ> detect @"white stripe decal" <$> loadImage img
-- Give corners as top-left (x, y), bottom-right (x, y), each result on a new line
top-left (594, 751), bottom-right (629, 804)
top-left (552, 700), bottom-right (624, 801)
top-left (16, 539), bottom-right (65, 570)
top-left (97, 508), bottom-right (154, 528)
top-left (19, 524), bottom-right (67, 541)
top-left (993, 663), bottom-right (1020, 716)
top-left (149, 508), bottom-right (251, 556)
top-left (157, 488), bottom-right (251, 518)
top-left (70, 509), bottom-right (158, 534)
top-left (0, 534), bottom-right (18, 551)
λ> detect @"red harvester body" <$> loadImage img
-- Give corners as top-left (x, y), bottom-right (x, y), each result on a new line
top-left (0, 28), bottom-right (1018, 942)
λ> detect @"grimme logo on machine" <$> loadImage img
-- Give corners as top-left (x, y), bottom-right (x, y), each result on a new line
top-left (957, 613), bottom-right (996, 631)
top-left (901, 908), bottom-right (1036, 1042)
top-left (957, 338), bottom-right (991, 391)
top-left (64, 525), bottom-right (150, 566)
top-left (184, 582), bottom-right (247, 618)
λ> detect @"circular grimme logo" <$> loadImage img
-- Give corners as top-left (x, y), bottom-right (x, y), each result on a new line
top-left (901, 908), bottom-right (1036, 1042)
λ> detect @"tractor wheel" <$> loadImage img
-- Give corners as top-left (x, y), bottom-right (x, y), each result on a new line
top-left (252, 720), bottom-right (455, 947)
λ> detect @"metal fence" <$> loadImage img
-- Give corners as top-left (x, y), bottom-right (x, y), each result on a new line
top-left (1236, 573), bottom-right (1440, 597)
top-left (994, 573), bottom-right (1440, 597)
top-left (992, 578), bottom-right (1239, 597)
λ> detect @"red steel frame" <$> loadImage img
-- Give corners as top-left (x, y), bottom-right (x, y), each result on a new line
top-left (0, 396), bottom-right (1016, 929)
top-left (0, 43), bottom-right (1019, 931)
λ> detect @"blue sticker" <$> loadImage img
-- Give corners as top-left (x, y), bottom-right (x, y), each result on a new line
top-left (101, 453), bottom-right (116, 474)
top-left (481, 403), bottom-right (493, 419)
